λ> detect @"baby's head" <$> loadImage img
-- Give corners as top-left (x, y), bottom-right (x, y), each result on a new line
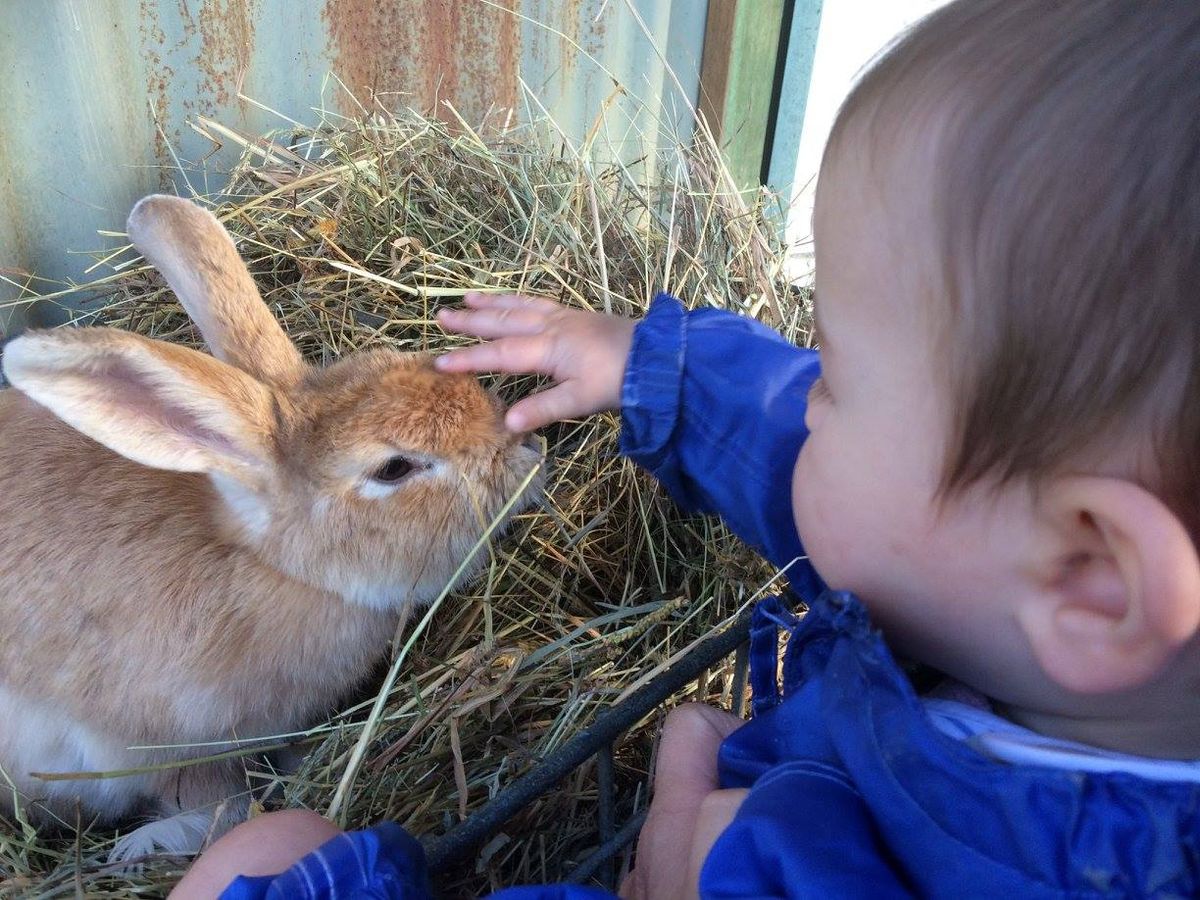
top-left (793, 0), bottom-right (1200, 754)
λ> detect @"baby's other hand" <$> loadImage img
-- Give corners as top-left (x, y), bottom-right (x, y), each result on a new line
top-left (621, 704), bottom-right (747, 900)
top-left (435, 292), bottom-right (635, 432)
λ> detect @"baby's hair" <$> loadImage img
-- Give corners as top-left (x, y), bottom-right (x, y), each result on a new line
top-left (830, 0), bottom-right (1200, 530)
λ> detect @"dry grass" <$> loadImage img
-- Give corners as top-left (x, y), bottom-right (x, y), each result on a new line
top-left (0, 103), bottom-right (810, 898)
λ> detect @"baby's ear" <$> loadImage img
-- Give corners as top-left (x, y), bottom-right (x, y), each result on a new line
top-left (1018, 477), bottom-right (1200, 694)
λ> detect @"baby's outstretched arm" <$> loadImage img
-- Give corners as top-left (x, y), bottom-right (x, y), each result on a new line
top-left (444, 289), bottom-right (818, 576)
top-left (436, 292), bottom-right (635, 432)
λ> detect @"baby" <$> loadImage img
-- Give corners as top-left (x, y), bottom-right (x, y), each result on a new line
top-left (176, 0), bottom-right (1200, 896)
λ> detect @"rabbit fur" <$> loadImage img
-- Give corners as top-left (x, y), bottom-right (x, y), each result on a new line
top-left (0, 195), bottom-right (543, 862)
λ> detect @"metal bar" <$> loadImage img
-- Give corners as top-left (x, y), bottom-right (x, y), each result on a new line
top-left (596, 744), bottom-right (616, 888)
top-left (565, 808), bottom-right (649, 885)
top-left (423, 605), bottom-right (755, 873)
top-left (731, 640), bottom-right (750, 718)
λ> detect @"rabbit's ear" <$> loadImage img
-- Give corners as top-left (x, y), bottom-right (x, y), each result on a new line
top-left (2, 328), bottom-right (276, 481)
top-left (126, 195), bottom-right (304, 389)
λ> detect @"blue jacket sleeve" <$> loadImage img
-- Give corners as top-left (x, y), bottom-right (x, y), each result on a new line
top-left (698, 762), bottom-right (915, 898)
top-left (619, 293), bottom-right (819, 574)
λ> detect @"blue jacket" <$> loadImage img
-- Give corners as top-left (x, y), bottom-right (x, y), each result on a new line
top-left (222, 294), bottom-right (1200, 899)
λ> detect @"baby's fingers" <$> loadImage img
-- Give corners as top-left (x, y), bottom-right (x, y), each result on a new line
top-left (681, 790), bottom-right (748, 900)
top-left (464, 291), bottom-right (561, 313)
top-left (505, 383), bottom-right (598, 432)
top-left (437, 305), bottom-right (548, 340)
top-left (434, 335), bottom-right (551, 376)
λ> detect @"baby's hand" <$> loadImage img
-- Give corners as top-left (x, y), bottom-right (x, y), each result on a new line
top-left (621, 704), bottom-right (747, 900)
top-left (435, 292), bottom-right (636, 432)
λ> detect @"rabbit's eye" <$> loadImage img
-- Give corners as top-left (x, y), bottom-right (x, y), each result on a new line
top-left (372, 456), bottom-right (416, 484)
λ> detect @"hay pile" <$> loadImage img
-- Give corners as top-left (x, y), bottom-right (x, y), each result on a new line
top-left (0, 105), bottom-right (810, 898)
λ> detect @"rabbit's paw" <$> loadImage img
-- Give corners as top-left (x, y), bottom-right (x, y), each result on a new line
top-left (107, 809), bottom-right (215, 867)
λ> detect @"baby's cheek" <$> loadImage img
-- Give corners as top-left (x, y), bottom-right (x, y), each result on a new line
top-left (790, 449), bottom-right (817, 539)
top-left (790, 447), bottom-right (844, 582)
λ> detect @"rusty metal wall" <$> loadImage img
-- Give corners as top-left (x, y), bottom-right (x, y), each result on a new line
top-left (0, 0), bottom-right (708, 331)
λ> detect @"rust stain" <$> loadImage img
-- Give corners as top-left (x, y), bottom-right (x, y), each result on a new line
top-left (193, 0), bottom-right (259, 113)
top-left (322, 0), bottom-right (520, 128)
top-left (138, 0), bottom-right (177, 190)
top-left (558, 0), bottom-right (583, 81)
top-left (0, 123), bottom-right (33, 273)
top-left (0, 12), bottom-right (39, 277)
top-left (584, 0), bottom-right (608, 50)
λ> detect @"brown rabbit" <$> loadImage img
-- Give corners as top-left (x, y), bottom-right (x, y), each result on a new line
top-left (0, 195), bottom-right (543, 861)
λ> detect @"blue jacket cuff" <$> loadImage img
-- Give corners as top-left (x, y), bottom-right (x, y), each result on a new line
top-left (619, 292), bottom-right (687, 482)
top-left (218, 822), bottom-right (430, 899)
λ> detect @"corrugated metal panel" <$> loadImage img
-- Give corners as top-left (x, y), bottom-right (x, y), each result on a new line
top-left (0, 0), bottom-right (708, 331)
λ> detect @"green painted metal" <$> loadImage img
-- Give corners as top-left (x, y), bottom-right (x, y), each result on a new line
top-left (716, 0), bottom-right (785, 192)
top-left (0, 0), bottom-right (708, 332)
